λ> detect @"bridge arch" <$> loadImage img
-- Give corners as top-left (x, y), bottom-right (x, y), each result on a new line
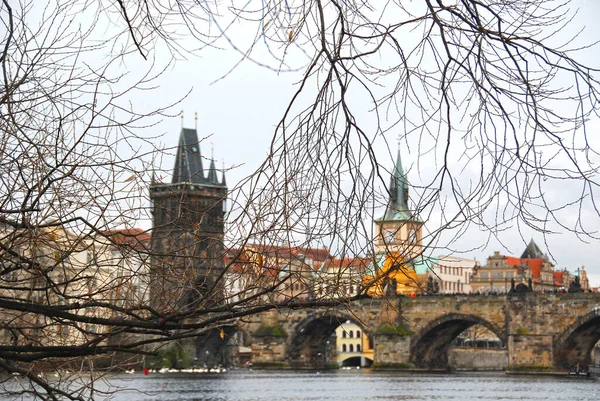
top-left (554, 306), bottom-right (600, 370)
top-left (286, 312), bottom-right (372, 369)
top-left (410, 313), bottom-right (506, 370)
top-left (194, 325), bottom-right (243, 367)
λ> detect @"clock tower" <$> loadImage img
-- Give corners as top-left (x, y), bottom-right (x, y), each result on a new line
top-left (374, 147), bottom-right (423, 262)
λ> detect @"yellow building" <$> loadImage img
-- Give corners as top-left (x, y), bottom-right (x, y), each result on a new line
top-left (363, 253), bottom-right (422, 297)
top-left (334, 321), bottom-right (374, 367)
top-left (363, 147), bottom-right (427, 296)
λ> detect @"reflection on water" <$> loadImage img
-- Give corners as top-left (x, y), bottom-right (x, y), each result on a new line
top-left (3, 370), bottom-right (600, 400)
top-left (98, 370), bottom-right (600, 401)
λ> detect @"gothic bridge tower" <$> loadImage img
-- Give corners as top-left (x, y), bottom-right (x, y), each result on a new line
top-left (150, 127), bottom-right (227, 313)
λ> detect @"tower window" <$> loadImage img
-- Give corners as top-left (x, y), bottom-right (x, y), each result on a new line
top-left (409, 229), bottom-right (417, 244)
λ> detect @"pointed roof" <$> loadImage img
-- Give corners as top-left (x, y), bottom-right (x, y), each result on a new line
top-left (172, 128), bottom-right (205, 184)
top-left (207, 159), bottom-right (219, 184)
top-left (377, 147), bottom-right (418, 222)
top-left (221, 162), bottom-right (227, 186)
top-left (521, 239), bottom-right (545, 260)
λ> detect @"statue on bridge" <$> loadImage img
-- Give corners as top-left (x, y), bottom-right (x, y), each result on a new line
top-left (426, 276), bottom-right (440, 294)
top-left (509, 277), bottom-right (531, 294)
top-left (568, 275), bottom-right (584, 293)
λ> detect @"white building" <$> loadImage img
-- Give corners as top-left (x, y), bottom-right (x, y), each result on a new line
top-left (429, 256), bottom-right (479, 294)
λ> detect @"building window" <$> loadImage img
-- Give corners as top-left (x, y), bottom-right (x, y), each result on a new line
top-left (349, 344), bottom-right (354, 352)
top-left (342, 331), bottom-right (346, 338)
top-left (385, 230), bottom-right (395, 243)
top-left (349, 331), bottom-right (353, 338)
top-left (342, 344), bottom-right (346, 352)
top-left (356, 330), bottom-right (361, 338)
top-left (357, 344), bottom-right (361, 352)
top-left (409, 229), bottom-right (417, 244)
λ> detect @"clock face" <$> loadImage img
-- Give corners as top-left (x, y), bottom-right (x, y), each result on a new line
top-left (385, 230), bottom-right (395, 243)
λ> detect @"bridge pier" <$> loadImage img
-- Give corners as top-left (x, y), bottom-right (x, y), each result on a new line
top-left (373, 333), bottom-right (412, 369)
top-left (251, 336), bottom-right (288, 369)
top-left (507, 334), bottom-right (554, 370)
top-left (506, 294), bottom-right (561, 372)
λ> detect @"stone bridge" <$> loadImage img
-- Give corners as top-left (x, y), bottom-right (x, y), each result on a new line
top-left (197, 292), bottom-right (600, 372)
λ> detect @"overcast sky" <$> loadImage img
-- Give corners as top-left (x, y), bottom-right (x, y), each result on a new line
top-left (128, 0), bottom-right (600, 287)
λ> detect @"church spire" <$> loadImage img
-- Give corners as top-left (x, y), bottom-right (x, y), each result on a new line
top-left (378, 146), bottom-right (414, 222)
top-left (521, 238), bottom-right (546, 260)
top-left (172, 128), bottom-right (205, 184)
top-left (207, 158), bottom-right (219, 184)
top-left (221, 160), bottom-right (227, 186)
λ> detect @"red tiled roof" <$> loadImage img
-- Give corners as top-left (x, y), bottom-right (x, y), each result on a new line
top-left (102, 228), bottom-right (151, 250)
top-left (223, 247), bottom-right (293, 278)
top-left (553, 271), bottom-right (564, 286)
top-left (291, 246), bottom-right (331, 262)
top-left (320, 257), bottom-right (370, 273)
top-left (244, 243), bottom-right (331, 262)
top-left (505, 256), bottom-right (543, 279)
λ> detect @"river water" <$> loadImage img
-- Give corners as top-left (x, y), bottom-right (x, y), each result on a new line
top-left (51, 369), bottom-right (599, 401)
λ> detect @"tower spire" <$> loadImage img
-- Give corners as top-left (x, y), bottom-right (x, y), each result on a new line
top-left (172, 127), bottom-right (205, 184)
top-left (378, 145), bottom-right (413, 222)
top-left (221, 159), bottom-right (227, 186)
top-left (207, 157), bottom-right (218, 183)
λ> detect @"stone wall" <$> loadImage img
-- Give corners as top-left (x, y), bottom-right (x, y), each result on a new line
top-left (239, 293), bottom-right (600, 370)
top-left (251, 337), bottom-right (288, 368)
top-left (373, 334), bottom-right (411, 368)
top-left (449, 348), bottom-right (508, 371)
top-left (593, 346), bottom-right (600, 366)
